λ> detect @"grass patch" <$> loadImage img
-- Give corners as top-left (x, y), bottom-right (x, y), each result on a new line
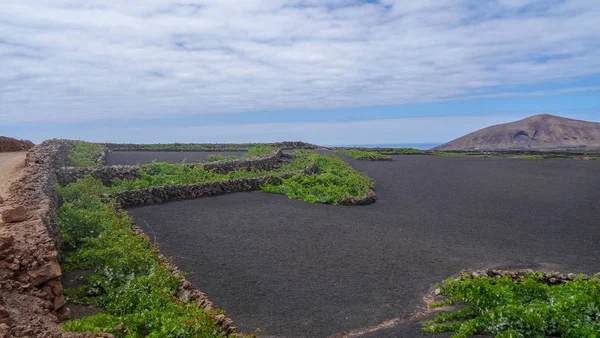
top-left (424, 273), bottom-right (600, 337)
top-left (56, 181), bottom-right (236, 337)
top-left (67, 141), bottom-right (105, 167)
top-left (337, 149), bottom-right (391, 161)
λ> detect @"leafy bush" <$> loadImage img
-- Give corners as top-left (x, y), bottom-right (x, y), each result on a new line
top-left (57, 181), bottom-right (234, 337)
top-left (424, 273), bottom-right (600, 337)
top-left (67, 141), bottom-right (105, 167)
top-left (337, 149), bottom-right (391, 160)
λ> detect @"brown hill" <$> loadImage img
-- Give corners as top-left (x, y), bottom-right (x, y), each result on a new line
top-left (433, 114), bottom-right (600, 151)
top-left (0, 136), bottom-right (34, 152)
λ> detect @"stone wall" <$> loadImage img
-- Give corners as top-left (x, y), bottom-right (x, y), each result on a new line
top-left (58, 164), bottom-right (141, 185)
top-left (113, 164), bottom-right (317, 209)
top-left (341, 188), bottom-right (377, 205)
top-left (203, 148), bottom-right (283, 174)
top-left (0, 139), bottom-right (76, 336)
top-left (104, 141), bottom-right (317, 151)
top-left (58, 148), bottom-right (285, 185)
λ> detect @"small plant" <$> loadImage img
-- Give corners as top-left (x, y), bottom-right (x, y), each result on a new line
top-left (67, 141), bottom-right (105, 167)
top-left (337, 149), bottom-right (391, 161)
top-left (424, 273), bottom-right (600, 337)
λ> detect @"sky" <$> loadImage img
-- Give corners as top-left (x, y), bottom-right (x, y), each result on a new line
top-left (1, 0), bottom-right (599, 145)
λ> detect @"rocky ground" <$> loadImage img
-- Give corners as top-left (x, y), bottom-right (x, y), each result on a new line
top-left (0, 142), bottom-right (109, 337)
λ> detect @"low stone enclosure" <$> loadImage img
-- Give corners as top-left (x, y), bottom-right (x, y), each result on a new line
top-left (0, 139), bottom-right (375, 337)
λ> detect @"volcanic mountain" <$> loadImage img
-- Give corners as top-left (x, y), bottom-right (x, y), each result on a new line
top-left (433, 114), bottom-right (600, 151)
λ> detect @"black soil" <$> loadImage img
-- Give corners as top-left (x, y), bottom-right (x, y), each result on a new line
top-left (106, 151), bottom-right (247, 165)
top-left (128, 155), bottom-right (600, 338)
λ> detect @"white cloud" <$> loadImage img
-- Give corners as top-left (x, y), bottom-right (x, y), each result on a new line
top-left (0, 0), bottom-right (599, 124)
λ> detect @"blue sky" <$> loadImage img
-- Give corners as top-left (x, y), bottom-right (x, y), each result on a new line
top-left (1, 0), bottom-right (599, 144)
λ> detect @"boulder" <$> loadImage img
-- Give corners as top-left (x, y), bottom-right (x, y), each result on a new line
top-left (28, 261), bottom-right (62, 286)
top-left (1, 206), bottom-right (28, 223)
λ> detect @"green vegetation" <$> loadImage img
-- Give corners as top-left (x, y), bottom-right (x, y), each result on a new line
top-left (381, 148), bottom-right (428, 155)
top-left (262, 152), bottom-right (371, 204)
top-left (56, 181), bottom-right (235, 337)
top-left (205, 154), bottom-right (239, 162)
top-left (243, 145), bottom-right (275, 158)
top-left (337, 149), bottom-right (391, 161)
top-left (67, 141), bottom-right (105, 167)
top-left (424, 273), bottom-right (600, 338)
top-left (63, 150), bottom-right (372, 205)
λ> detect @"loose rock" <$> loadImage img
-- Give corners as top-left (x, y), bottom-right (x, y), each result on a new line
top-left (1, 206), bottom-right (28, 223)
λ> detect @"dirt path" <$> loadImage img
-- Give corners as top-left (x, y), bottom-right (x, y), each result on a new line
top-left (0, 152), bottom-right (26, 202)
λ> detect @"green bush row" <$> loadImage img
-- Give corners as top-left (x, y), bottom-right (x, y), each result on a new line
top-left (56, 182), bottom-right (237, 337)
top-left (67, 141), bottom-right (105, 167)
top-left (424, 273), bottom-right (600, 337)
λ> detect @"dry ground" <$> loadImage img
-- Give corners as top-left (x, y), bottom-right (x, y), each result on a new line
top-left (0, 152), bottom-right (26, 206)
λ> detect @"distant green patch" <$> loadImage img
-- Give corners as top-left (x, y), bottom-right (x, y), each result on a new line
top-left (243, 145), bottom-right (276, 158)
top-left (67, 141), bottom-right (105, 167)
top-left (205, 154), bottom-right (239, 162)
top-left (337, 149), bottom-right (391, 161)
top-left (381, 148), bottom-right (429, 155)
top-left (424, 273), bottom-right (600, 338)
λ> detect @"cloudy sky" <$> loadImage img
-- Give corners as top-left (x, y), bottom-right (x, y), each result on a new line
top-left (1, 0), bottom-right (599, 145)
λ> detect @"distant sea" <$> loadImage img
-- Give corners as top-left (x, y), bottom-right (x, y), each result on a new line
top-left (327, 143), bottom-right (441, 150)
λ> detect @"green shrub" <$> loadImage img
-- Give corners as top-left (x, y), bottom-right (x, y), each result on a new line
top-left (67, 141), bottom-right (105, 167)
top-left (424, 273), bottom-right (600, 337)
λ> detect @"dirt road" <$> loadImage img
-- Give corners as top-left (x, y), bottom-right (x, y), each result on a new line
top-left (0, 152), bottom-right (26, 201)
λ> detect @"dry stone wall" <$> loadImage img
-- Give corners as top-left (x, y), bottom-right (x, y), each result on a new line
top-left (104, 141), bottom-right (316, 151)
top-left (113, 163), bottom-right (317, 209)
top-left (58, 148), bottom-right (285, 185)
top-left (0, 139), bottom-right (82, 337)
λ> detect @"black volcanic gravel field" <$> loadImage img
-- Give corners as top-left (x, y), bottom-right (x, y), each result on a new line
top-left (105, 151), bottom-right (246, 165)
top-left (127, 154), bottom-right (600, 337)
